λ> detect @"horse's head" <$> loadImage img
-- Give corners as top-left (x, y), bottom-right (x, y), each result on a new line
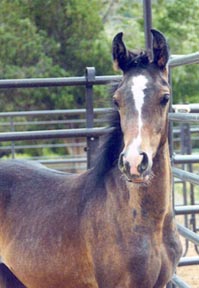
top-left (112, 29), bottom-right (170, 184)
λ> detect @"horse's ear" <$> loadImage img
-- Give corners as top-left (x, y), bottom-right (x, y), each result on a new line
top-left (151, 29), bottom-right (169, 70)
top-left (112, 32), bottom-right (129, 71)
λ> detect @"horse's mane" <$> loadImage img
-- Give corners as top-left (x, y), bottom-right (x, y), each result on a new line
top-left (90, 81), bottom-right (124, 185)
top-left (92, 109), bottom-right (123, 181)
top-left (79, 107), bottom-right (123, 213)
top-left (78, 81), bottom-right (123, 212)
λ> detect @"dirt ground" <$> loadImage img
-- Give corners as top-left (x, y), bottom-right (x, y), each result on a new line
top-left (176, 238), bottom-right (199, 287)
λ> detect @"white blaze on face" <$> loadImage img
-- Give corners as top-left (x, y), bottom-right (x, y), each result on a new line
top-left (131, 75), bottom-right (148, 141)
top-left (124, 75), bottom-right (148, 174)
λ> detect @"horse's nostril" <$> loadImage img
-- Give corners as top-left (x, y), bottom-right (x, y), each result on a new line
top-left (138, 152), bottom-right (149, 174)
top-left (119, 153), bottom-right (131, 175)
top-left (119, 151), bottom-right (149, 178)
top-left (119, 152), bottom-right (125, 169)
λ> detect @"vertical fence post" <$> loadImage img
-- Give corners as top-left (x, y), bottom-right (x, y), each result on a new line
top-left (10, 116), bottom-right (15, 159)
top-left (168, 68), bottom-right (174, 157)
top-left (143, 0), bottom-right (152, 53)
top-left (180, 122), bottom-right (198, 253)
top-left (168, 68), bottom-right (176, 211)
top-left (85, 67), bottom-right (99, 169)
top-left (180, 122), bottom-right (196, 255)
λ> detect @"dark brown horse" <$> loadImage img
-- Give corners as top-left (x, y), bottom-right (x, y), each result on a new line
top-left (0, 29), bottom-right (182, 288)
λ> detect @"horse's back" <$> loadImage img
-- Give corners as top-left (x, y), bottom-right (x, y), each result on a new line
top-left (0, 159), bottom-right (85, 222)
top-left (0, 159), bottom-right (70, 179)
top-left (0, 159), bottom-right (79, 203)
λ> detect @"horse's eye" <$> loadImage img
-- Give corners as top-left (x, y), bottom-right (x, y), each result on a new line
top-left (160, 94), bottom-right (170, 106)
top-left (113, 98), bottom-right (119, 109)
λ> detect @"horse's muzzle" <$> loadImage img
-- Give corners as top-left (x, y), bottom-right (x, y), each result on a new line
top-left (119, 151), bottom-right (150, 183)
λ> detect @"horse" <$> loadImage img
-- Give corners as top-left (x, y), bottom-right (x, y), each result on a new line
top-left (0, 29), bottom-right (182, 288)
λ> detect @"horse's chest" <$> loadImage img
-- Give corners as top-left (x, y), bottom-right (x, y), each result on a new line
top-left (84, 204), bottom-right (181, 288)
top-left (90, 226), bottom-right (179, 288)
top-left (91, 231), bottom-right (161, 287)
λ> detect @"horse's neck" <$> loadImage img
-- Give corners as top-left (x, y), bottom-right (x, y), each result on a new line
top-left (112, 141), bottom-right (172, 228)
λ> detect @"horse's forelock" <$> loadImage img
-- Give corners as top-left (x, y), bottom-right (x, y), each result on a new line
top-left (125, 50), bottom-right (150, 71)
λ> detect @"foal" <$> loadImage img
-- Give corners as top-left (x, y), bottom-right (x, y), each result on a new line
top-left (0, 29), bottom-right (182, 288)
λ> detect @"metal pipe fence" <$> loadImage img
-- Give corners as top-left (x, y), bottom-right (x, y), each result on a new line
top-left (168, 65), bottom-right (199, 287)
top-left (0, 114), bottom-right (197, 163)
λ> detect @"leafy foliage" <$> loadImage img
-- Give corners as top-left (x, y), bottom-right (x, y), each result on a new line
top-left (0, 0), bottom-right (112, 111)
top-left (152, 0), bottom-right (199, 103)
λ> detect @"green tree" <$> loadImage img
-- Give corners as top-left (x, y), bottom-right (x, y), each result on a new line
top-left (29, 0), bottom-right (112, 75)
top-left (152, 0), bottom-right (199, 103)
top-left (102, 0), bottom-right (144, 49)
top-left (0, 0), bottom-right (112, 112)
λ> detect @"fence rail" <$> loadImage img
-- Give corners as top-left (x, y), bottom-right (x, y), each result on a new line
top-left (179, 257), bottom-right (199, 267)
top-left (0, 75), bottom-right (121, 89)
top-left (175, 205), bottom-right (199, 215)
top-left (173, 104), bottom-right (199, 113)
top-left (177, 224), bottom-right (199, 246)
top-left (172, 167), bottom-right (199, 186)
top-left (169, 52), bottom-right (199, 67)
top-left (173, 155), bottom-right (199, 164)
top-left (0, 127), bottom-right (112, 142)
top-left (169, 113), bottom-right (199, 123)
top-left (172, 275), bottom-right (190, 288)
